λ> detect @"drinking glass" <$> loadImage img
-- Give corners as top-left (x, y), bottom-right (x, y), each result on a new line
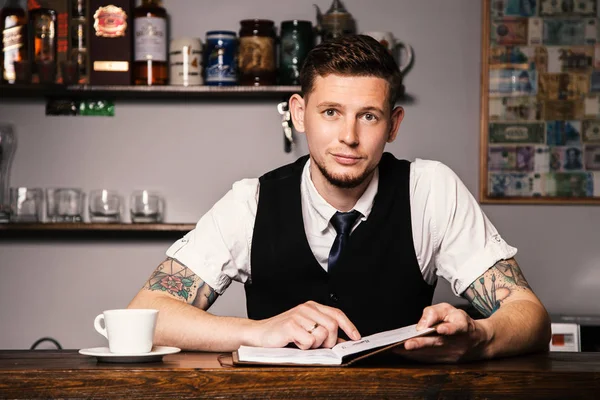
top-left (46, 188), bottom-right (84, 222)
top-left (130, 190), bottom-right (164, 223)
top-left (10, 187), bottom-right (43, 222)
top-left (89, 189), bottom-right (122, 223)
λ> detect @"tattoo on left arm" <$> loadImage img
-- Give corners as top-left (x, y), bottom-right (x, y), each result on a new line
top-left (463, 258), bottom-right (532, 317)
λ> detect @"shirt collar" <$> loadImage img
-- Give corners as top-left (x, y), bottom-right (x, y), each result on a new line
top-left (301, 158), bottom-right (379, 233)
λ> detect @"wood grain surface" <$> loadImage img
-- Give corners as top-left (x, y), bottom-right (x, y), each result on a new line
top-left (1, 350), bottom-right (599, 399)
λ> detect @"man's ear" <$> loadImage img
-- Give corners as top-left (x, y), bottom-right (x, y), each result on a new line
top-left (289, 94), bottom-right (306, 133)
top-left (387, 106), bottom-right (404, 143)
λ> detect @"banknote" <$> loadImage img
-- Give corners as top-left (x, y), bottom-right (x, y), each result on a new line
top-left (491, 0), bottom-right (537, 17)
top-left (516, 146), bottom-right (535, 171)
top-left (489, 46), bottom-right (545, 70)
top-left (546, 120), bottom-right (582, 146)
top-left (584, 96), bottom-right (600, 118)
top-left (546, 46), bottom-right (593, 73)
top-left (539, 0), bottom-right (596, 16)
top-left (488, 172), bottom-right (542, 196)
top-left (582, 120), bottom-right (600, 141)
top-left (584, 145), bottom-right (600, 170)
top-left (489, 69), bottom-right (537, 96)
top-left (544, 172), bottom-right (593, 197)
top-left (533, 145), bottom-right (551, 173)
top-left (489, 146), bottom-right (517, 170)
top-left (529, 17), bottom-right (543, 45)
top-left (538, 73), bottom-right (589, 100)
top-left (543, 18), bottom-right (597, 46)
top-left (489, 122), bottom-right (545, 143)
top-left (550, 146), bottom-right (585, 171)
top-left (490, 96), bottom-right (541, 120)
top-left (542, 99), bottom-right (584, 120)
top-left (491, 18), bottom-right (529, 45)
top-left (591, 172), bottom-right (600, 196)
top-left (591, 71), bottom-right (600, 92)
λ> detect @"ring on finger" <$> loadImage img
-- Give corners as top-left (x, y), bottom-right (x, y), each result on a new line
top-left (307, 322), bottom-right (319, 334)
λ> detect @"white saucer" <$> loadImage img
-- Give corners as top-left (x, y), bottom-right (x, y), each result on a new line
top-left (79, 346), bottom-right (181, 363)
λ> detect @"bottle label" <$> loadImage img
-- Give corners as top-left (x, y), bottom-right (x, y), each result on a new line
top-left (2, 24), bottom-right (24, 82)
top-left (93, 5), bottom-right (127, 38)
top-left (2, 25), bottom-right (24, 51)
top-left (238, 36), bottom-right (275, 73)
top-left (135, 17), bottom-right (166, 62)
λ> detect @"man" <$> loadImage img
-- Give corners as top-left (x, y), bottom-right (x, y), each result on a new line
top-left (129, 35), bottom-right (551, 363)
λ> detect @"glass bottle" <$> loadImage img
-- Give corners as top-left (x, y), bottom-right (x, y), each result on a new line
top-left (278, 20), bottom-right (314, 85)
top-left (134, 0), bottom-right (168, 85)
top-left (238, 19), bottom-right (276, 86)
top-left (70, 0), bottom-right (88, 83)
top-left (29, 8), bottom-right (57, 83)
top-left (0, 124), bottom-right (16, 223)
top-left (0, 0), bottom-right (27, 84)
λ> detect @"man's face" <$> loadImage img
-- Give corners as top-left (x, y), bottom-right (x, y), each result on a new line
top-left (291, 74), bottom-right (403, 189)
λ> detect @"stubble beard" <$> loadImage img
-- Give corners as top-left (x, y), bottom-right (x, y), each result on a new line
top-left (313, 157), bottom-right (377, 189)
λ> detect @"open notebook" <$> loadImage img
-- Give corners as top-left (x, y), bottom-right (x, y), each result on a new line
top-left (232, 323), bottom-right (436, 367)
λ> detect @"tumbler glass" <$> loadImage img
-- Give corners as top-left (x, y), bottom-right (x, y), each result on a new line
top-left (89, 189), bottom-right (122, 223)
top-left (10, 187), bottom-right (43, 222)
top-left (46, 188), bottom-right (84, 222)
top-left (130, 190), bottom-right (164, 223)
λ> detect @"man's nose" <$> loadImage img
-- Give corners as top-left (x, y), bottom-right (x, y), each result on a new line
top-left (338, 118), bottom-right (359, 146)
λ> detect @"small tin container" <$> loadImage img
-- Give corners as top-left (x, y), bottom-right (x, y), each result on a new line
top-left (204, 30), bottom-right (238, 86)
top-left (169, 37), bottom-right (203, 86)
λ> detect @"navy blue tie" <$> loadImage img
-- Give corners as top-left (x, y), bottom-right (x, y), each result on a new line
top-left (328, 210), bottom-right (361, 274)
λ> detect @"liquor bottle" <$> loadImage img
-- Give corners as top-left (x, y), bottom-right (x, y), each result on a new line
top-left (70, 0), bottom-right (88, 83)
top-left (1, 0), bottom-right (27, 84)
top-left (29, 1), bottom-right (71, 84)
top-left (133, 0), bottom-right (167, 85)
top-left (29, 7), bottom-right (58, 83)
top-left (89, 0), bottom-right (133, 85)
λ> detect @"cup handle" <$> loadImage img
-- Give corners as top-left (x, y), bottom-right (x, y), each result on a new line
top-left (93, 314), bottom-right (108, 339)
top-left (395, 42), bottom-right (414, 75)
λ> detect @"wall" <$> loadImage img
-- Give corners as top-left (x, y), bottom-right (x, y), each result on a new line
top-left (1, 0), bottom-right (598, 350)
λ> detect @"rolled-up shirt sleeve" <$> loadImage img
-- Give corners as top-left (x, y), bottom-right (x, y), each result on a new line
top-left (165, 178), bottom-right (259, 295)
top-left (430, 163), bottom-right (517, 296)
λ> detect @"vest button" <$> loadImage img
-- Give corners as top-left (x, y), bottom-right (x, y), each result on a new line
top-left (330, 293), bottom-right (339, 303)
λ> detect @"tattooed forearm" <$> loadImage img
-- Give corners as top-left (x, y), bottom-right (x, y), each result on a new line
top-left (143, 258), bottom-right (218, 310)
top-left (463, 258), bottom-right (532, 317)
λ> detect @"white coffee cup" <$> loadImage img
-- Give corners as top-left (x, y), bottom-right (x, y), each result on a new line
top-left (93, 309), bottom-right (158, 354)
top-left (362, 31), bottom-right (414, 75)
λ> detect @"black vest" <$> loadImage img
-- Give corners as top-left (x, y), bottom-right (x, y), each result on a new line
top-left (245, 152), bottom-right (435, 337)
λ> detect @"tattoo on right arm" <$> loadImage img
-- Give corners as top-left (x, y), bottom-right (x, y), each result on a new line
top-left (143, 258), bottom-right (218, 310)
top-left (462, 258), bottom-right (532, 317)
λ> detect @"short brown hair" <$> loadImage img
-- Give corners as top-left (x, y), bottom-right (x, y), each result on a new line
top-left (299, 35), bottom-right (402, 109)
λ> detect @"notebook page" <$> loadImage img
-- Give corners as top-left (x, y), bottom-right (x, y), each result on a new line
top-left (332, 324), bottom-right (436, 358)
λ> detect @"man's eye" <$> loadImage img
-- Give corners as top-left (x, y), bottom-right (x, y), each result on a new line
top-left (325, 109), bottom-right (336, 117)
top-left (364, 113), bottom-right (377, 121)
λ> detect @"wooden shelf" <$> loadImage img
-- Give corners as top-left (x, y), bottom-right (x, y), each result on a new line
top-left (0, 84), bottom-right (301, 100)
top-left (0, 223), bottom-right (195, 240)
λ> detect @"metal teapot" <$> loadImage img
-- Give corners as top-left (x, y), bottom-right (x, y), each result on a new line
top-left (314, 0), bottom-right (356, 42)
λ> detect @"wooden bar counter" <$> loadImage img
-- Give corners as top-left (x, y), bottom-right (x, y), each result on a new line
top-left (1, 350), bottom-right (599, 399)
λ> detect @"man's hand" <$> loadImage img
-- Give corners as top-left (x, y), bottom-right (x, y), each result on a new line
top-left (251, 301), bottom-right (361, 350)
top-left (395, 303), bottom-right (489, 363)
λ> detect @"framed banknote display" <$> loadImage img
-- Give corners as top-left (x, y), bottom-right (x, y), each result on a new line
top-left (480, 0), bottom-right (600, 204)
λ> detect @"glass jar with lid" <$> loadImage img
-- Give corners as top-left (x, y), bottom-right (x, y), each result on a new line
top-left (238, 19), bottom-right (276, 86)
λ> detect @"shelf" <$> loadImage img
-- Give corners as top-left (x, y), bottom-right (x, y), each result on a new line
top-left (0, 84), bottom-right (301, 100)
top-left (0, 222), bottom-right (195, 240)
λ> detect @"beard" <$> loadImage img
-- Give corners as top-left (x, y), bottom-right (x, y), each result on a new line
top-left (313, 156), bottom-right (377, 189)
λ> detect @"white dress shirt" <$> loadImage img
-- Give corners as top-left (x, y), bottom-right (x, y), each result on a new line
top-left (166, 158), bottom-right (517, 297)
